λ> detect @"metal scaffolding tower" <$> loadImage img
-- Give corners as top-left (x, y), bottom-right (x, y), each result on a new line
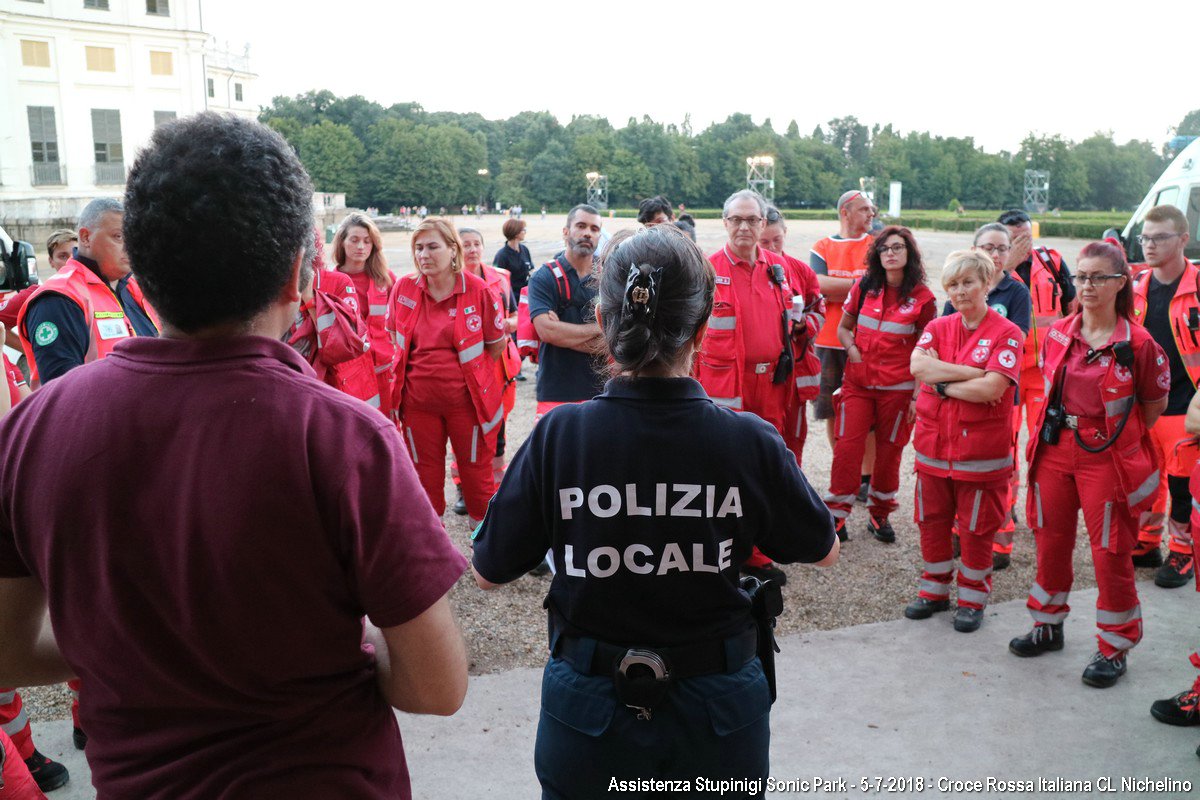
top-left (859, 176), bottom-right (877, 206)
top-left (1023, 169), bottom-right (1050, 214)
top-left (585, 172), bottom-right (608, 210)
top-left (745, 156), bottom-right (775, 203)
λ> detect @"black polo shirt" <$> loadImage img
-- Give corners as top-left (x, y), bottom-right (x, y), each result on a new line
top-left (1144, 274), bottom-right (1194, 416)
top-left (527, 257), bottom-right (606, 403)
top-left (472, 377), bottom-right (836, 647)
top-left (493, 243), bottom-right (534, 296)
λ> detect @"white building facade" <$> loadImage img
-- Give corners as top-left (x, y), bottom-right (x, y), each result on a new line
top-left (0, 0), bottom-right (257, 218)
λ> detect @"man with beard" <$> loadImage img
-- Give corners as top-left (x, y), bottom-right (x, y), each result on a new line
top-left (528, 204), bottom-right (607, 421)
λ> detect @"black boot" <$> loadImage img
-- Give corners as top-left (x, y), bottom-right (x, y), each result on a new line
top-left (1008, 623), bottom-right (1064, 657)
top-left (1081, 650), bottom-right (1127, 688)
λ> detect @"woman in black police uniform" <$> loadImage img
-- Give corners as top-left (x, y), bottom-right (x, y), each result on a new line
top-left (472, 225), bottom-right (838, 799)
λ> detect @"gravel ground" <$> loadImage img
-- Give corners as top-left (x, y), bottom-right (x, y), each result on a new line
top-left (21, 214), bottom-right (1135, 725)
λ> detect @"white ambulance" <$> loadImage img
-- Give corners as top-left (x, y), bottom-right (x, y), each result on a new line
top-left (1107, 137), bottom-right (1200, 264)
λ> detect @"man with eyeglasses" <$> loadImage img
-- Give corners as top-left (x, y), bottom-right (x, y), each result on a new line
top-left (695, 189), bottom-right (815, 583)
top-left (811, 191), bottom-right (877, 503)
top-left (1129, 204), bottom-right (1198, 587)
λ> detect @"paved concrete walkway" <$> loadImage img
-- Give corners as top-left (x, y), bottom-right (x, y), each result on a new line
top-left (29, 581), bottom-right (1200, 798)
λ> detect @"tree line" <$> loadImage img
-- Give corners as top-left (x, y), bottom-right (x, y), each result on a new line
top-left (260, 90), bottom-right (1197, 214)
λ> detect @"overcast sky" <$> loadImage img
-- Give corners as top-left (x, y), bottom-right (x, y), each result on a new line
top-left (202, 0), bottom-right (1193, 153)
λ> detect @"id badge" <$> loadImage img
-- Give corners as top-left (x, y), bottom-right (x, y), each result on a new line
top-left (96, 317), bottom-right (129, 340)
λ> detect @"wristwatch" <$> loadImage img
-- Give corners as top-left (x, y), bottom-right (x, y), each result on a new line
top-left (935, 382), bottom-right (948, 398)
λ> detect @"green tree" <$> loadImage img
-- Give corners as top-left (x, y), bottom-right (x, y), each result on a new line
top-left (529, 140), bottom-right (576, 207)
top-left (1018, 134), bottom-right (1089, 210)
top-left (266, 117), bottom-right (303, 152)
top-left (296, 120), bottom-right (365, 199)
top-left (495, 157), bottom-right (531, 208)
top-left (1176, 109), bottom-right (1200, 137)
top-left (607, 148), bottom-right (655, 207)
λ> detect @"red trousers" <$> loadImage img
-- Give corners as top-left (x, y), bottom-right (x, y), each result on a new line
top-left (0, 689), bottom-right (31, 759)
top-left (1139, 415), bottom-right (1195, 554)
top-left (1025, 434), bottom-right (1143, 658)
top-left (0, 729), bottom-right (45, 800)
top-left (402, 403), bottom-right (496, 520)
top-left (827, 386), bottom-right (911, 522)
top-left (914, 473), bottom-right (1006, 609)
top-left (743, 368), bottom-right (799, 568)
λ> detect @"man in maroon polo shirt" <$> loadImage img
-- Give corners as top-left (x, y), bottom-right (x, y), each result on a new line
top-left (0, 113), bottom-right (469, 799)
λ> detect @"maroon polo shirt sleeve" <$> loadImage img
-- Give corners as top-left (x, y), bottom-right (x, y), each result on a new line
top-left (1136, 337), bottom-right (1171, 404)
top-left (335, 419), bottom-right (468, 628)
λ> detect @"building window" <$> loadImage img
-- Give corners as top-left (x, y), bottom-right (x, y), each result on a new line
top-left (20, 40), bottom-right (51, 68)
top-left (28, 106), bottom-right (64, 185)
top-left (85, 46), bottom-right (116, 72)
top-left (149, 50), bottom-right (173, 76)
top-left (146, 0), bottom-right (169, 14)
top-left (83, 0), bottom-right (110, 8)
top-left (154, 110), bottom-right (176, 127)
top-left (207, 77), bottom-right (214, 98)
top-left (92, 109), bottom-right (125, 183)
top-left (234, 83), bottom-right (243, 102)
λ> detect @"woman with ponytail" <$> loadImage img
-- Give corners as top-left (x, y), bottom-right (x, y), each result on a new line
top-left (470, 224), bottom-right (837, 798)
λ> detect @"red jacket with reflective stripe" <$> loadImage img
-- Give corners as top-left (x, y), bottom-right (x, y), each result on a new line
top-left (387, 271), bottom-right (505, 436)
top-left (779, 252), bottom-right (825, 400)
top-left (845, 282), bottom-right (935, 392)
top-left (912, 310), bottom-right (1023, 482)
top-left (1029, 315), bottom-right (1161, 511)
top-left (16, 258), bottom-right (159, 383)
top-left (477, 265), bottom-right (521, 415)
top-left (1016, 247), bottom-right (1069, 372)
top-left (287, 269), bottom-right (380, 408)
top-left (1131, 260), bottom-right (1200, 389)
top-left (337, 268), bottom-right (396, 400)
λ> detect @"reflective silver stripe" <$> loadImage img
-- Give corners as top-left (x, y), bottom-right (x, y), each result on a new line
top-left (1030, 582), bottom-right (1069, 607)
top-left (917, 480), bottom-right (925, 522)
top-left (1193, 498), bottom-right (1200, 515)
top-left (374, 363), bottom-right (391, 374)
top-left (915, 452), bottom-right (950, 470)
top-left (392, 332), bottom-right (407, 351)
top-left (809, 313), bottom-right (825, 330)
top-left (838, 403), bottom-right (846, 437)
top-left (794, 403), bottom-right (804, 437)
top-left (968, 489), bottom-right (982, 531)
top-left (707, 315), bottom-right (737, 330)
top-left (919, 579), bottom-right (951, 597)
top-left (869, 488), bottom-right (898, 501)
top-left (518, 294), bottom-right (529, 305)
top-left (879, 321), bottom-right (916, 335)
top-left (955, 455), bottom-right (1014, 473)
top-left (1034, 483), bottom-right (1044, 528)
top-left (470, 426), bottom-right (479, 462)
top-left (1105, 397), bottom-right (1132, 417)
top-left (711, 396), bottom-right (742, 409)
top-left (1034, 314), bottom-right (1059, 326)
top-left (405, 428), bottom-right (418, 463)
top-left (924, 560), bottom-right (954, 574)
top-left (1128, 471), bottom-right (1159, 507)
top-left (315, 312), bottom-right (336, 332)
top-left (550, 266), bottom-right (564, 278)
top-left (1, 707), bottom-right (29, 735)
top-left (1031, 609), bottom-right (1069, 624)
top-left (829, 507), bottom-right (850, 519)
top-left (1097, 606), bottom-right (1142, 625)
top-left (1182, 351), bottom-right (1200, 367)
top-left (856, 314), bottom-right (880, 330)
top-left (369, 304), bottom-right (388, 316)
top-left (458, 340), bottom-right (485, 363)
top-left (958, 587), bottom-right (990, 605)
top-left (959, 564), bottom-right (992, 581)
top-left (1098, 631), bottom-right (1136, 651)
top-left (481, 403), bottom-right (505, 434)
top-left (870, 381), bottom-right (917, 392)
top-left (517, 338), bottom-right (538, 349)
top-left (0, 691), bottom-right (15, 705)
top-left (365, 394), bottom-right (381, 409)
top-left (889, 411), bottom-right (904, 443)
top-left (824, 493), bottom-right (857, 505)
top-left (1101, 502), bottom-right (1113, 549)
top-left (795, 374), bottom-right (821, 388)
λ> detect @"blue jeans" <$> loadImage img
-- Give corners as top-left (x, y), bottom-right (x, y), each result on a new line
top-left (534, 656), bottom-right (771, 799)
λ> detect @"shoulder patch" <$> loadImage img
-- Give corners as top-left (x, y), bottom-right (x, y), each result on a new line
top-left (1048, 328), bottom-right (1070, 346)
top-left (1007, 338), bottom-right (1019, 347)
top-left (34, 321), bottom-right (59, 346)
top-left (715, 275), bottom-right (731, 285)
top-left (396, 295), bottom-right (416, 309)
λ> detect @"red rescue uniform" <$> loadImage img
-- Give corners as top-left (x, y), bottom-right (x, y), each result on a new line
top-left (287, 269), bottom-right (380, 409)
top-left (777, 251), bottom-right (826, 462)
top-left (340, 268), bottom-right (397, 418)
top-left (912, 310), bottom-right (1023, 611)
top-left (1131, 262), bottom-right (1200, 555)
top-left (387, 270), bottom-right (507, 519)
top-left (1013, 247), bottom-right (1071, 436)
top-left (1024, 316), bottom-right (1167, 657)
top-left (827, 281), bottom-right (935, 524)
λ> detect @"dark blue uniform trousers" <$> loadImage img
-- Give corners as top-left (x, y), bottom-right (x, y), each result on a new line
top-left (535, 656), bottom-right (771, 799)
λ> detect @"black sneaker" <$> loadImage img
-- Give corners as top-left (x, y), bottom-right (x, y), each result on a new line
top-left (953, 606), bottom-right (984, 633)
top-left (1150, 680), bottom-right (1200, 726)
top-left (1009, 623), bottom-right (1064, 657)
top-left (868, 516), bottom-right (895, 543)
top-left (73, 726), bottom-right (87, 751)
top-left (24, 749), bottom-right (70, 792)
top-left (742, 562), bottom-right (788, 586)
top-left (515, 373), bottom-right (528, 382)
top-left (834, 518), bottom-right (849, 543)
top-left (1132, 544), bottom-right (1163, 569)
top-left (1082, 650), bottom-right (1127, 688)
top-left (904, 597), bottom-right (950, 620)
top-left (855, 481), bottom-right (869, 505)
top-left (452, 488), bottom-right (468, 516)
top-left (992, 552), bottom-right (1011, 571)
top-left (1154, 551), bottom-right (1194, 589)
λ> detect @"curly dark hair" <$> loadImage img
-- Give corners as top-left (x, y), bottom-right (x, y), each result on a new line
top-left (859, 225), bottom-right (926, 302)
top-left (124, 112), bottom-right (313, 332)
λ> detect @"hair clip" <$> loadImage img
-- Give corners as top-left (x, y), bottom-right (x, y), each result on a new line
top-left (623, 264), bottom-right (664, 321)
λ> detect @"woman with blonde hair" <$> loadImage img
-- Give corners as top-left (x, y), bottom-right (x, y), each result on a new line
top-left (333, 212), bottom-right (396, 412)
top-left (385, 218), bottom-right (508, 524)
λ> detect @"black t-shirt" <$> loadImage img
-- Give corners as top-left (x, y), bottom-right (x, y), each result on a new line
top-left (1145, 274), bottom-right (1194, 416)
top-left (472, 377), bottom-right (836, 647)
top-left (493, 243), bottom-right (534, 295)
top-left (527, 257), bottom-right (606, 403)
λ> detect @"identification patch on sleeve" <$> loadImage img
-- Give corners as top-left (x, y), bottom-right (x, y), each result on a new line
top-left (34, 321), bottom-right (59, 346)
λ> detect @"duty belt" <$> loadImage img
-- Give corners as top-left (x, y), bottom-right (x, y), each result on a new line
top-left (555, 626), bottom-right (758, 680)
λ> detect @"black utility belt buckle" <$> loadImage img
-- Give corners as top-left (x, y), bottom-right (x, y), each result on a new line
top-left (613, 649), bottom-right (671, 721)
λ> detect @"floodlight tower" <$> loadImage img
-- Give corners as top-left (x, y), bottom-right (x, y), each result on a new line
top-left (585, 171), bottom-right (608, 210)
top-left (1023, 169), bottom-right (1050, 214)
top-left (859, 176), bottom-right (877, 206)
top-left (746, 155), bottom-right (775, 203)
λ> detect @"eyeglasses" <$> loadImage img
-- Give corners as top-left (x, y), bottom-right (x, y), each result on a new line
top-left (1136, 233), bottom-right (1179, 246)
top-left (877, 244), bottom-right (907, 255)
top-left (1072, 273), bottom-right (1125, 287)
top-left (976, 244), bottom-right (1011, 255)
top-left (724, 216), bottom-right (764, 228)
